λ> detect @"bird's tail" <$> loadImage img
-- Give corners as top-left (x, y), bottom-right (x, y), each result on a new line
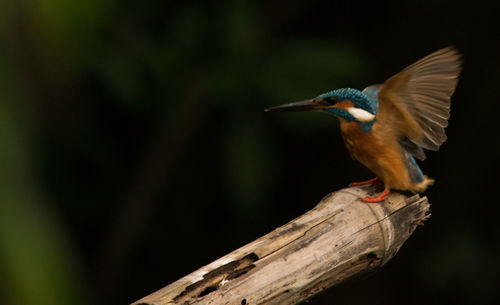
top-left (411, 175), bottom-right (435, 192)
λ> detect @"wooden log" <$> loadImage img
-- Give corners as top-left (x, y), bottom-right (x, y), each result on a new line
top-left (132, 186), bottom-right (431, 305)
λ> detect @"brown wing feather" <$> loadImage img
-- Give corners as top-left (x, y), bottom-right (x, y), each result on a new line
top-left (378, 47), bottom-right (462, 150)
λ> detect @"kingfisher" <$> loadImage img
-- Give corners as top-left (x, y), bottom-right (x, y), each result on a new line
top-left (266, 47), bottom-right (462, 202)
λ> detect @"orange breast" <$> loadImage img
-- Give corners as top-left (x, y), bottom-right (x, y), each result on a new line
top-left (339, 120), bottom-right (413, 190)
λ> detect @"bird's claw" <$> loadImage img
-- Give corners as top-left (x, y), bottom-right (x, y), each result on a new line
top-left (361, 188), bottom-right (390, 203)
top-left (350, 177), bottom-right (381, 187)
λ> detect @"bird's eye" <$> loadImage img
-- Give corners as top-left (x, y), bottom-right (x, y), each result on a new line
top-left (315, 97), bottom-right (336, 106)
top-left (326, 97), bottom-right (338, 104)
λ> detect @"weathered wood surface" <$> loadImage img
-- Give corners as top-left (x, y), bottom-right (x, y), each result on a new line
top-left (132, 186), bottom-right (430, 305)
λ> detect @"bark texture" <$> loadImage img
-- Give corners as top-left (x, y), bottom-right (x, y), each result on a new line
top-left (132, 186), bottom-right (431, 305)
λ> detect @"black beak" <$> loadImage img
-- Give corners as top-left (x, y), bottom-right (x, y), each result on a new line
top-left (264, 99), bottom-right (318, 112)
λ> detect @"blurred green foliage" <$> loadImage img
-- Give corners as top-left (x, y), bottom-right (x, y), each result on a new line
top-left (0, 52), bottom-right (86, 305)
top-left (0, 1), bottom-right (499, 305)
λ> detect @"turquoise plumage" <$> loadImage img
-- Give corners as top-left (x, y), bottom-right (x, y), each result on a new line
top-left (266, 47), bottom-right (462, 202)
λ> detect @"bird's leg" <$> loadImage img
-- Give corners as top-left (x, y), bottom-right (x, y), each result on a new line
top-left (350, 177), bottom-right (381, 187)
top-left (362, 188), bottom-right (390, 203)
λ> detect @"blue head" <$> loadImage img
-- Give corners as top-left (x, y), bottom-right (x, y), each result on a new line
top-left (316, 88), bottom-right (378, 120)
top-left (266, 88), bottom-right (379, 132)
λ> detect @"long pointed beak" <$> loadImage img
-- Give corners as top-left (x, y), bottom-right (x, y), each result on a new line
top-left (264, 99), bottom-right (318, 112)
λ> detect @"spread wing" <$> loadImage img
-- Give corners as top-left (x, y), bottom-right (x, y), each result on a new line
top-left (377, 47), bottom-right (462, 152)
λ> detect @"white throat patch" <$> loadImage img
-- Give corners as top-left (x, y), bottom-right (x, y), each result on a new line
top-left (347, 107), bottom-right (375, 122)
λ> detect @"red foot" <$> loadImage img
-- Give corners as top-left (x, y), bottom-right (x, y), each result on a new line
top-left (350, 177), bottom-right (381, 187)
top-left (362, 188), bottom-right (390, 203)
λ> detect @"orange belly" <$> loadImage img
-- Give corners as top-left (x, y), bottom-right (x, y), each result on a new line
top-left (340, 120), bottom-right (414, 191)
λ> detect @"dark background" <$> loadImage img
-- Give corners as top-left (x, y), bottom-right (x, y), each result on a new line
top-left (0, 1), bottom-right (499, 305)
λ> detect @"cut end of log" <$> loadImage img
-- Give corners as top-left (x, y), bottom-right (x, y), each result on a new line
top-left (132, 186), bottom-right (431, 305)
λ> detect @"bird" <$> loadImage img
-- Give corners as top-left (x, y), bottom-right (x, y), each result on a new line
top-left (265, 47), bottom-right (462, 202)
